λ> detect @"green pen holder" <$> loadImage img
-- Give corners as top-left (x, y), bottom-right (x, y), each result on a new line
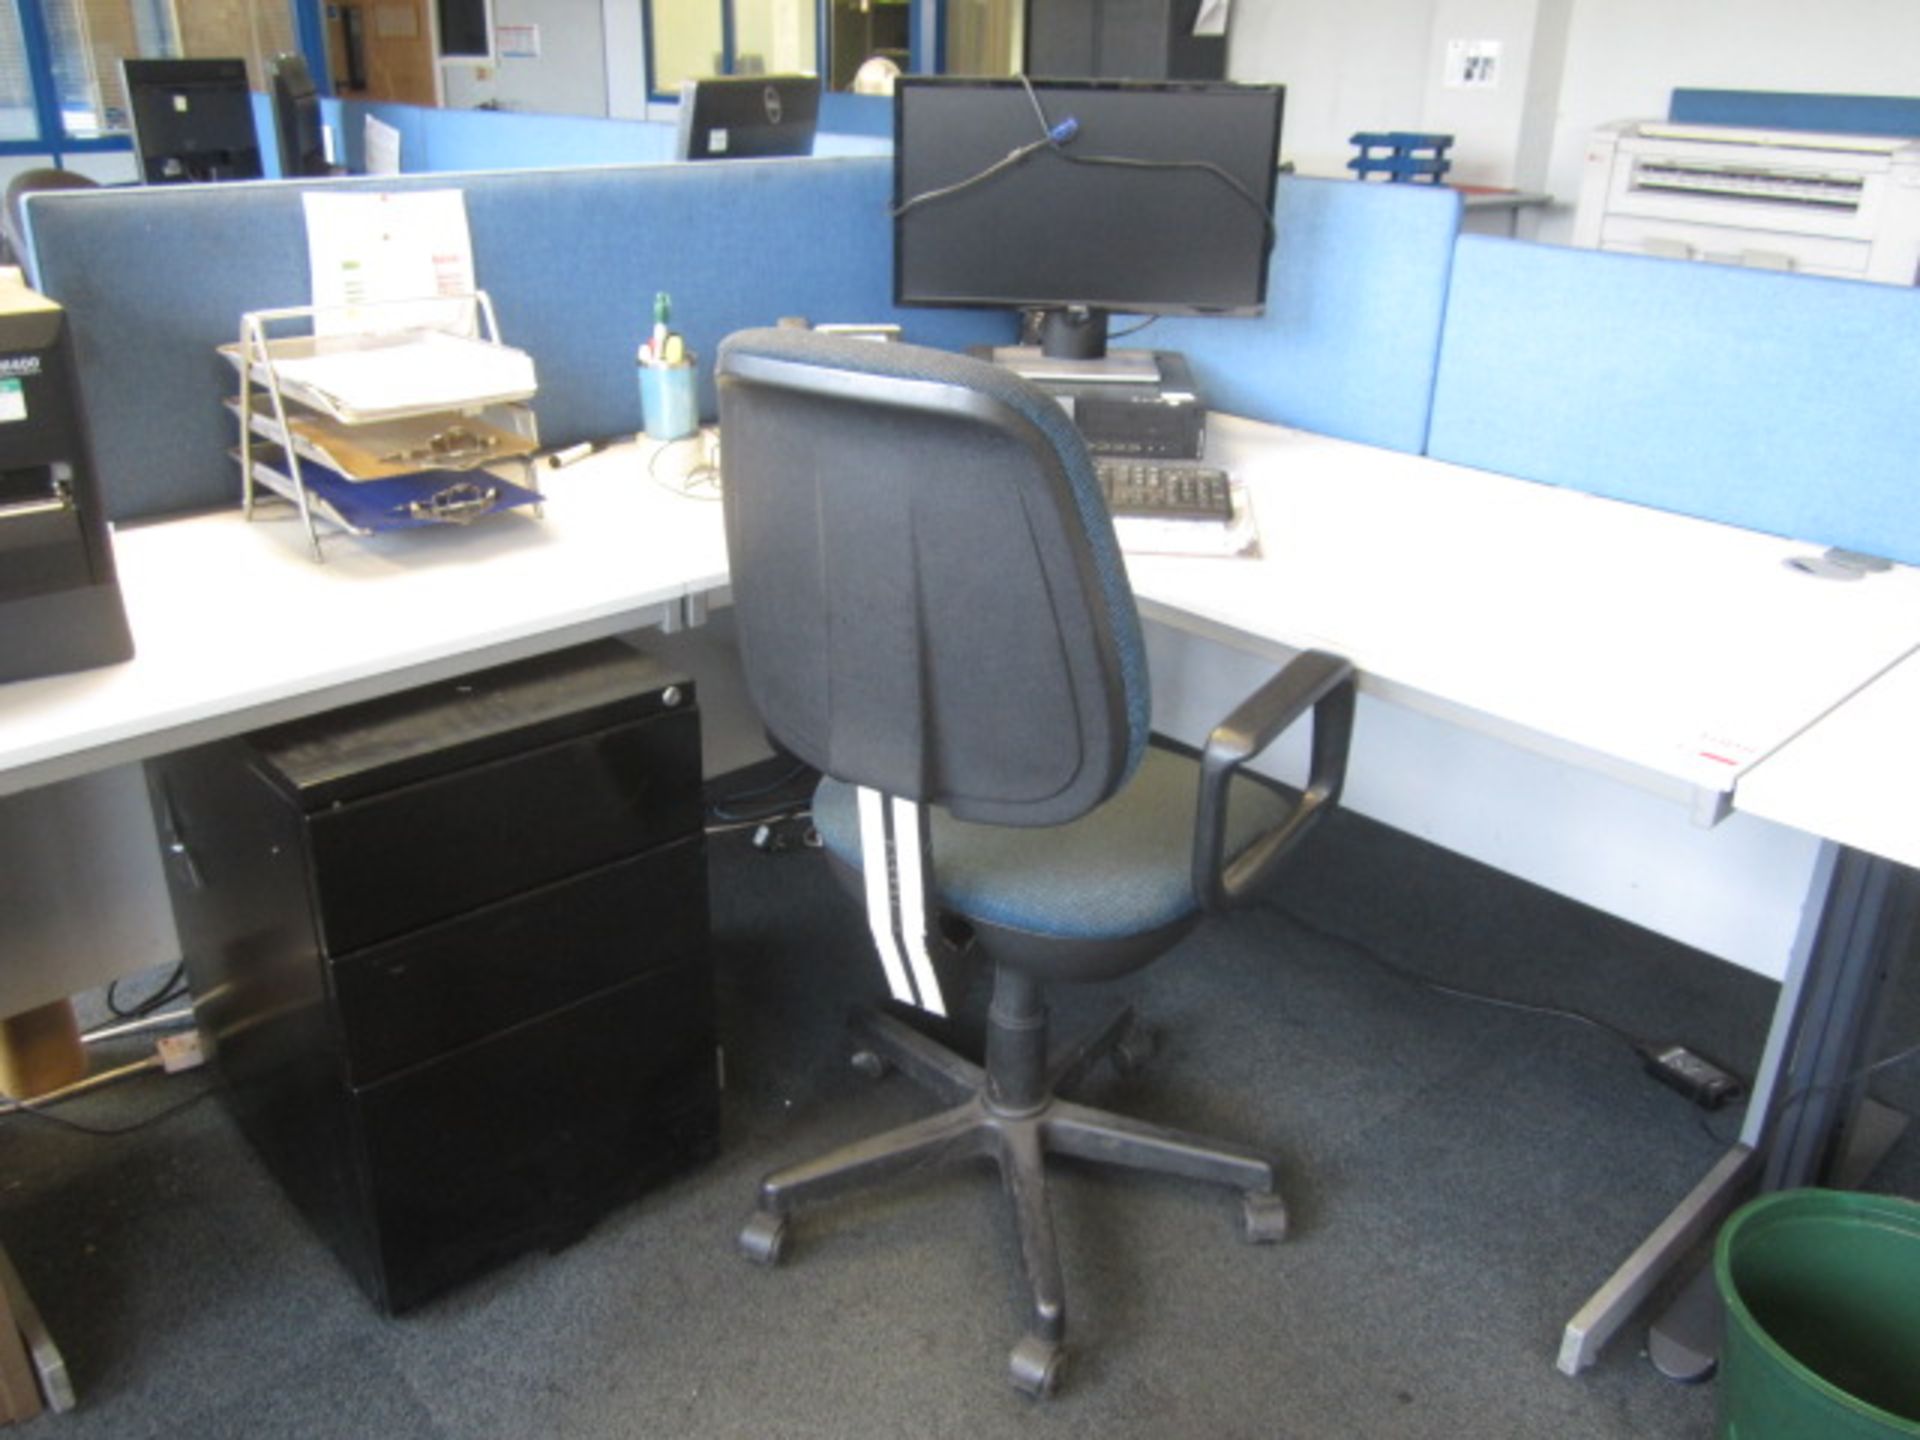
top-left (639, 360), bottom-right (698, 442)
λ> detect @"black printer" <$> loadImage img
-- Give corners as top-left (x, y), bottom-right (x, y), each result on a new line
top-left (0, 282), bottom-right (132, 682)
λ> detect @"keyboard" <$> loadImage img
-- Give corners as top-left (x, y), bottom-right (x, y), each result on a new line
top-left (1095, 459), bottom-right (1234, 523)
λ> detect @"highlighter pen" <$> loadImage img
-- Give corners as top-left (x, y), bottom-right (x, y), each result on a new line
top-left (651, 292), bottom-right (672, 358)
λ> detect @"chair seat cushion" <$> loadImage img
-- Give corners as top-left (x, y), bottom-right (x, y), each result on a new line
top-left (811, 745), bottom-right (1293, 942)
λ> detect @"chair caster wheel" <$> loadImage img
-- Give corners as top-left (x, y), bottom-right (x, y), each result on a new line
top-left (1009, 1334), bottom-right (1066, 1399)
top-left (1111, 1022), bottom-right (1156, 1079)
top-left (1242, 1190), bottom-right (1289, 1244)
top-left (849, 1048), bottom-right (891, 1080)
top-left (738, 1210), bottom-right (789, 1265)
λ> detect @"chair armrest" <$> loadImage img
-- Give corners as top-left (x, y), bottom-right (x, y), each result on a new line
top-left (1193, 649), bottom-right (1356, 912)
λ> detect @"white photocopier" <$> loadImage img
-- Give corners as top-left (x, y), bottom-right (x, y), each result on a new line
top-left (1572, 120), bottom-right (1920, 285)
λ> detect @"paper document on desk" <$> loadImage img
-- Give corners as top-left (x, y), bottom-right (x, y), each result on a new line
top-left (264, 331), bottom-right (538, 422)
top-left (303, 190), bottom-right (477, 337)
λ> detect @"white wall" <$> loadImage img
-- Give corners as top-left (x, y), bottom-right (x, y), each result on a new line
top-left (1230, 0), bottom-right (1920, 244)
top-left (440, 0), bottom-right (611, 115)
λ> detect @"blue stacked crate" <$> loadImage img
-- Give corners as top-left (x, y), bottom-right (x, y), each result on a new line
top-left (1348, 132), bottom-right (1455, 183)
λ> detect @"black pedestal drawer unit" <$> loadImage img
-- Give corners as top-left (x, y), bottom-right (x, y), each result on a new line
top-left (146, 639), bottom-right (719, 1314)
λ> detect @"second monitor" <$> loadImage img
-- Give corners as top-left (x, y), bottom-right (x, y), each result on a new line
top-left (270, 53), bottom-right (331, 177)
top-left (674, 75), bottom-right (822, 161)
top-left (892, 77), bottom-right (1284, 366)
top-left (122, 57), bottom-right (263, 184)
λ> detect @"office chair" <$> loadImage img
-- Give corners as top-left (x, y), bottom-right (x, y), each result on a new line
top-left (1, 170), bottom-right (97, 288)
top-left (715, 328), bottom-right (1355, 1397)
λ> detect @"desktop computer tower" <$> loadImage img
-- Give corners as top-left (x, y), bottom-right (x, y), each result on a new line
top-left (0, 284), bottom-right (133, 683)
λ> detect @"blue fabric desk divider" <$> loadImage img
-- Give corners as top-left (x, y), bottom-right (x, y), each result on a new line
top-left (1427, 235), bottom-right (1920, 566)
top-left (1144, 176), bottom-right (1462, 455)
top-left (338, 102), bottom-right (677, 174)
top-left (28, 156), bottom-right (1012, 523)
top-left (1669, 89), bottom-right (1920, 138)
top-left (327, 100), bottom-right (888, 177)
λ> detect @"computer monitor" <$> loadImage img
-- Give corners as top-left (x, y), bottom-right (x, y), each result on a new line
top-left (892, 77), bottom-right (1284, 363)
top-left (674, 75), bottom-right (822, 162)
top-left (270, 53), bottom-right (330, 177)
top-left (121, 58), bottom-right (264, 184)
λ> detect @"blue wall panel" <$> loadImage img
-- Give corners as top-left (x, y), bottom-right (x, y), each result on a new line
top-left (1428, 235), bottom-right (1920, 563)
top-left (1669, 89), bottom-right (1920, 138)
top-left (1143, 177), bottom-right (1461, 454)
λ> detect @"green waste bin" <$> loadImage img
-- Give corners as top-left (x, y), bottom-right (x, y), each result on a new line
top-left (1716, 1188), bottom-right (1920, 1439)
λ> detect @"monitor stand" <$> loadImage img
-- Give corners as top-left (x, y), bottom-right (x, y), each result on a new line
top-left (990, 306), bottom-right (1161, 385)
top-left (989, 347), bottom-right (1162, 386)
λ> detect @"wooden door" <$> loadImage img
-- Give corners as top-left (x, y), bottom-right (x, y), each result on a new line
top-left (358, 0), bottom-right (439, 105)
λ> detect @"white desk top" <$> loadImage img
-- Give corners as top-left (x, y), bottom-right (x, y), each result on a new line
top-left (1733, 650), bottom-right (1920, 869)
top-left (1126, 417), bottom-right (1920, 810)
top-left (6, 415), bottom-right (1914, 833)
top-left (0, 445), bottom-right (728, 799)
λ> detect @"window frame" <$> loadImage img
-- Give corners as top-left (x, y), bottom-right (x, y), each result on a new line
top-left (0, 0), bottom-right (328, 160)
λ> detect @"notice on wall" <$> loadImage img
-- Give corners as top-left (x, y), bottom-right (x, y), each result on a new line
top-left (497, 24), bottom-right (539, 59)
top-left (1445, 39), bottom-right (1502, 88)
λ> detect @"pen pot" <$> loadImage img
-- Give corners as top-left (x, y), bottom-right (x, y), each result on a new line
top-left (639, 360), bottom-right (698, 442)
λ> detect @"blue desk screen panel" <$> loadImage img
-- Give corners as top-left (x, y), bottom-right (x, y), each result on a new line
top-left (1669, 89), bottom-right (1920, 139)
top-left (1142, 175), bottom-right (1462, 456)
top-left (29, 157), bottom-right (1013, 523)
top-left (1427, 235), bottom-right (1920, 567)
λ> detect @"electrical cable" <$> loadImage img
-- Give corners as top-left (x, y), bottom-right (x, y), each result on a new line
top-left (1698, 1036), bottom-right (1920, 1148)
top-left (705, 808), bottom-right (813, 839)
top-left (105, 961), bottom-right (187, 1019)
top-left (647, 432), bottom-right (721, 499)
top-left (1769, 1036), bottom-right (1920, 1123)
top-left (891, 74), bottom-right (1278, 254)
top-left (3, 1083), bottom-right (219, 1137)
top-left (1280, 903), bottom-right (1644, 1050)
top-left (707, 760), bottom-right (813, 820)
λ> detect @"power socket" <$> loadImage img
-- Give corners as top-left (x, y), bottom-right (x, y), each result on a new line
top-left (1640, 1044), bottom-right (1743, 1110)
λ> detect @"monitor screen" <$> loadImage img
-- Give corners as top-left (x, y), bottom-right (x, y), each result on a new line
top-left (892, 77), bottom-right (1284, 360)
top-left (122, 58), bottom-right (264, 184)
top-left (270, 53), bottom-right (330, 177)
top-left (674, 75), bottom-right (822, 161)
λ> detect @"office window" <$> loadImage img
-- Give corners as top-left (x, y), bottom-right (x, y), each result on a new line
top-left (732, 0), bottom-right (815, 77)
top-left (0, 0), bottom-right (37, 139)
top-left (944, 0), bottom-right (1020, 76)
top-left (649, 2), bottom-right (723, 92)
top-left (646, 0), bottom-right (816, 99)
top-left (0, 0), bottom-right (294, 155)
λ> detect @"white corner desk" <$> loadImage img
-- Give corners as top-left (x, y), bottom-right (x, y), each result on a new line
top-left (1110, 416), bottom-right (1920, 1376)
top-left (0, 458), bottom-right (729, 1022)
top-left (2, 414), bottom-right (1915, 1384)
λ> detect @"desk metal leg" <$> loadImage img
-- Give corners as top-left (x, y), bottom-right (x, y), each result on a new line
top-left (1561, 842), bottom-right (1919, 1377)
top-left (0, 1246), bottom-right (73, 1414)
top-left (1642, 843), bottom-right (1916, 1379)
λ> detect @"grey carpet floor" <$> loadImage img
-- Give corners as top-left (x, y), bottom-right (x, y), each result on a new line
top-left (2, 802), bottom-right (1914, 1439)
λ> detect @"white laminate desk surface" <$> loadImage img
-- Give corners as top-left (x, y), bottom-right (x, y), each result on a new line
top-left (0, 446), bottom-right (729, 799)
top-left (1734, 650), bottom-right (1920, 870)
top-left (1126, 417), bottom-right (1920, 808)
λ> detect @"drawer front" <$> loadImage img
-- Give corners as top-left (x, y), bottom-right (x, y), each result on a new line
top-left (332, 837), bottom-right (709, 1086)
top-left (351, 967), bottom-right (721, 1313)
top-left (307, 709), bottom-right (700, 954)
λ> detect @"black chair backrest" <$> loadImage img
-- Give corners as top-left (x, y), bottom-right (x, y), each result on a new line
top-left (2, 169), bottom-right (98, 284)
top-left (716, 327), bottom-right (1150, 829)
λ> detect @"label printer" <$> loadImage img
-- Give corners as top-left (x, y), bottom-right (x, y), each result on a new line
top-left (0, 282), bottom-right (133, 682)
